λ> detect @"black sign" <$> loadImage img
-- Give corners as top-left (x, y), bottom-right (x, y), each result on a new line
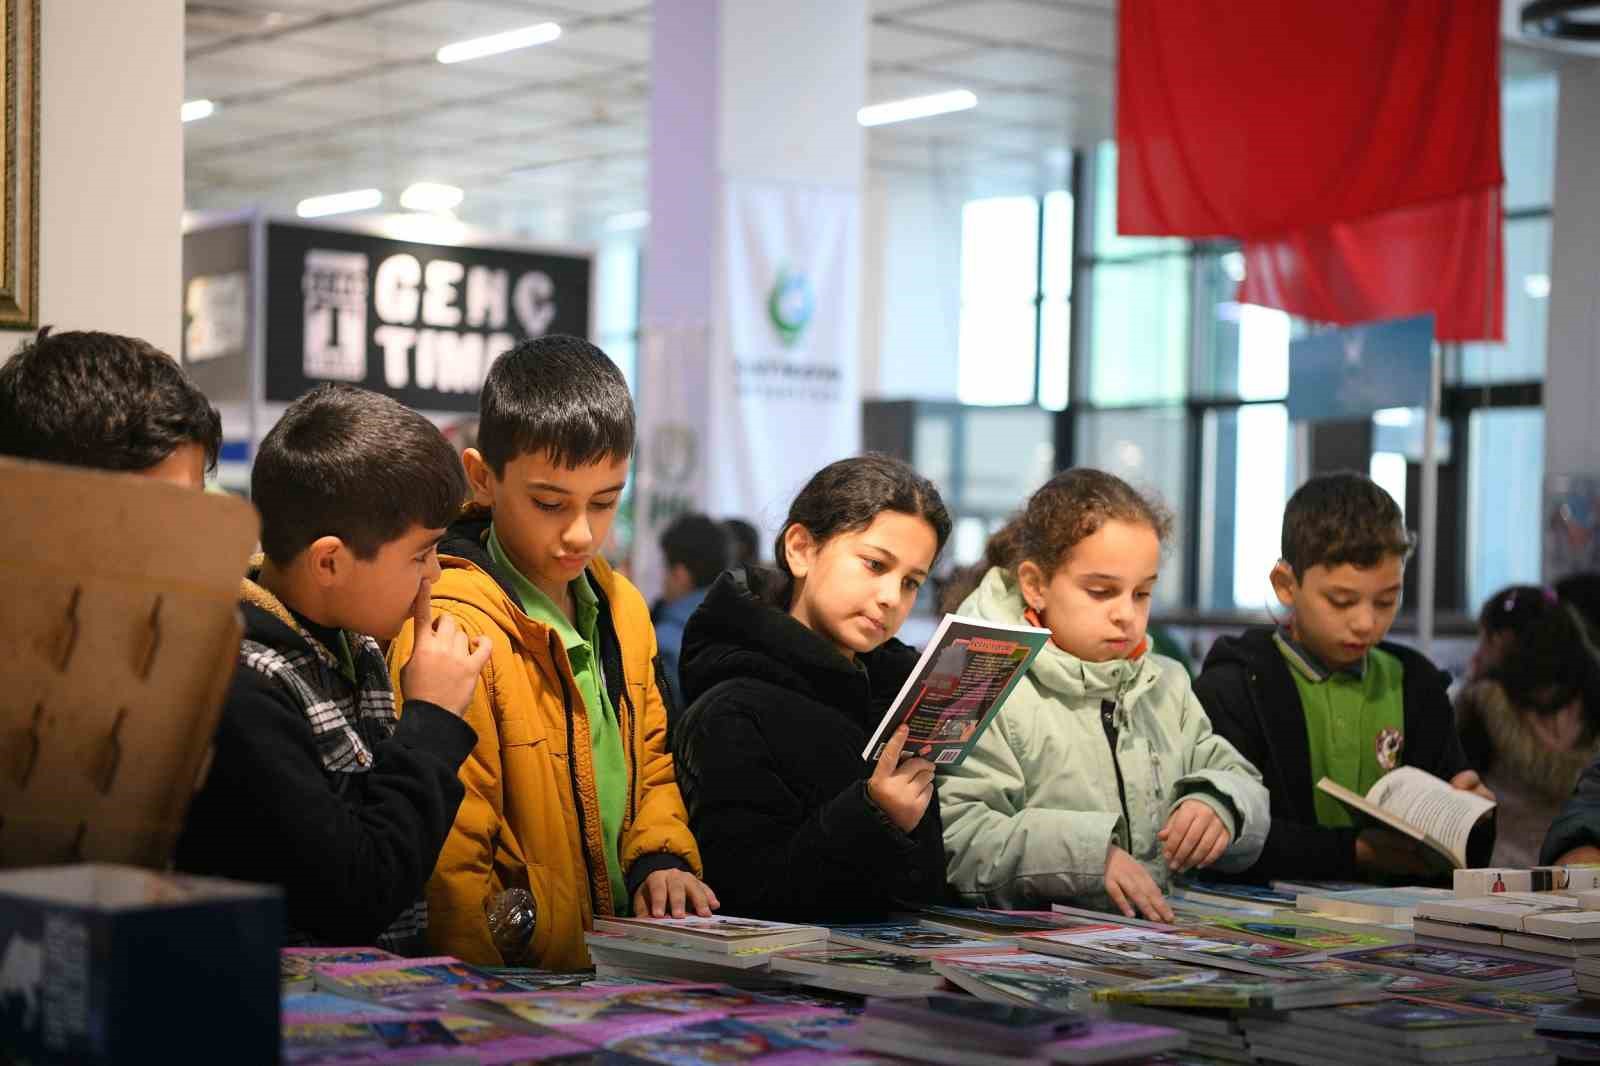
top-left (263, 222), bottom-right (592, 412)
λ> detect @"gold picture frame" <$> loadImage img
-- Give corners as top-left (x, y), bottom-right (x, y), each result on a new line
top-left (0, 0), bottom-right (38, 328)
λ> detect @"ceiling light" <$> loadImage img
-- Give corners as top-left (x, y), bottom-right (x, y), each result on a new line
top-left (857, 89), bottom-right (977, 127)
top-left (604, 210), bottom-right (650, 231)
top-left (1524, 273), bottom-right (1551, 299)
top-left (436, 22), bottom-right (560, 64)
top-left (181, 99), bottom-right (216, 123)
top-left (400, 182), bottom-right (464, 212)
top-left (296, 188), bottom-right (383, 219)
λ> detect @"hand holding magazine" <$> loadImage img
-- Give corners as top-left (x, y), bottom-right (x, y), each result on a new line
top-left (862, 614), bottom-right (1050, 769)
top-left (1317, 766), bottom-right (1496, 869)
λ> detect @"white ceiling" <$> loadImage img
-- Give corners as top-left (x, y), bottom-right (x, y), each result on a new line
top-left (184, 0), bottom-right (1117, 237)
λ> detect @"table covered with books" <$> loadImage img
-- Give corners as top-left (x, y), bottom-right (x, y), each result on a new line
top-left (262, 865), bottom-right (1600, 1065)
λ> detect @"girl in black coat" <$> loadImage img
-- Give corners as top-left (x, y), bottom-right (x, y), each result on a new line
top-left (671, 455), bottom-right (953, 921)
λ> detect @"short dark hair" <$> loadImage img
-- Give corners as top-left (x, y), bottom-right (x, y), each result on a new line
top-left (0, 327), bottom-right (222, 472)
top-left (660, 513), bottom-right (729, 589)
top-left (1481, 584), bottom-right (1600, 736)
top-left (723, 518), bottom-right (760, 567)
top-left (775, 454), bottom-right (952, 603)
top-left (1281, 471), bottom-right (1414, 579)
top-left (253, 384), bottom-right (466, 564)
top-left (477, 335), bottom-right (634, 475)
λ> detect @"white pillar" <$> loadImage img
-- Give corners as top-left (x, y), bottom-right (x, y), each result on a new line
top-left (634, 0), bottom-right (867, 597)
top-left (2, 0), bottom-right (184, 357)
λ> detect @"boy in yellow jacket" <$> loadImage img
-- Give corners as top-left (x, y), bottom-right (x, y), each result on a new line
top-left (390, 335), bottom-right (711, 969)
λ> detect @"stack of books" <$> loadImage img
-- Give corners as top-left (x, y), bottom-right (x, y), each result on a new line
top-left (767, 944), bottom-right (948, 997)
top-left (1575, 954), bottom-right (1600, 999)
top-left (579, 915), bottom-right (828, 985)
top-left (1089, 967), bottom-right (1385, 1011)
top-left (1291, 885), bottom-right (1455, 924)
top-left (1012, 922), bottom-right (1328, 975)
top-left (836, 994), bottom-right (1187, 1065)
top-left (1101, 1003), bottom-right (1253, 1064)
top-left (932, 951), bottom-right (1190, 1011)
top-left (1411, 894), bottom-right (1600, 966)
top-left (1454, 866), bottom-right (1600, 897)
top-left (1239, 999), bottom-right (1553, 1066)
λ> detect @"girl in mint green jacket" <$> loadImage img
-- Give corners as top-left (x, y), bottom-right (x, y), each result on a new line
top-left (939, 470), bottom-right (1268, 922)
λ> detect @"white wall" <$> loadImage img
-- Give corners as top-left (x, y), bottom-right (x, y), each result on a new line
top-left (1, 0), bottom-right (183, 358)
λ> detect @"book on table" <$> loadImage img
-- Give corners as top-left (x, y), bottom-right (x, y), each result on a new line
top-left (915, 904), bottom-right (1091, 936)
top-left (311, 955), bottom-right (532, 1005)
top-left (1293, 885), bottom-right (1455, 924)
top-left (582, 930), bottom-right (784, 972)
top-left (592, 914), bottom-right (827, 953)
top-left (1454, 865), bottom-right (1600, 897)
top-left (861, 613), bottom-right (1050, 769)
top-left (1329, 944), bottom-right (1575, 991)
top-left (1089, 968), bottom-right (1384, 1011)
top-left (1239, 1000), bottom-right (1554, 1066)
top-left (840, 1007), bottom-right (1185, 1066)
top-left (1317, 766), bottom-right (1496, 869)
top-left (826, 920), bottom-right (1002, 957)
top-left (767, 944), bottom-right (947, 996)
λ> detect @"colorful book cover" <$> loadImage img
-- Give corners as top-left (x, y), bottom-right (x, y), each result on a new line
top-left (1292, 998), bottom-right (1542, 1032)
top-left (931, 952), bottom-right (1140, 1007)
top-left (596, 915), bottom-right (827, 952)
top-left (283, 947), bottom-right (403, 966)
top-left (1333, 944), bottom-right (1563, 982)
top-left (281, 993), bottom-right (408, 1019)
top-left (1198, 915), bottom-right (1392, 951)
top-left (1277, 958), bottom-right (1457, 994)
top-left (314, 956), bottom-right (528, 1003)
top-left (282, 1010), bottom-right (590, 1065)
top-left (1091, 969), bottom-right (1369, 1009)
top-left (1394, 986), bottom-right (1581, 1020)
top-left (861, 614), bottom-right (1051, 769)
top-left (772, 945), bottom-right (942, 977)
top-left (827, 921), bottom-right (998, 955)
top-left (916, 905), bottom-right (1083, 933)
top-left (603, 1014), bottom-right (844, 1066)
top-left (462, 983), bottom-right (787, 1044)
top-left (1173, 879), bottom-right (1298, 908)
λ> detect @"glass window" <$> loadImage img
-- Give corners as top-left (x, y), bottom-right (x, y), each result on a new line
top-left (1459, 216), bottom-right (1550, 384)
top-left (1075, 408), bottom-right (1190, 608)
top-left (595, 238), bottom-right (641, 390)
top-left (960, 407), bottom-right (1055, 514)
top-left (1087, 254), bottom-right (1190, 405)
top-left (1466, 407), bottom-right (1544, 608)
top-left (1194, 249), bottom-right (1297, 400)
top-left (1091, 142), bottom-right (1187, 260)
top-left (959, 196), bottom-right (1040, 406)
top-left (1198, 404), bottom-right (1296, 610)
top-left (1502, 71), bottom-right (1558, 213)
top-left (1039, 189), bottom-right (1073, 411)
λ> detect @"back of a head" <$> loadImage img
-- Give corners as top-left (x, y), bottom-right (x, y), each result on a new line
top-left (723, 518), bottom-right (761, 568)
top-left (1281, 471), bottom-right (1412, 579)
top-left (477, 334), bottom-right (634, 474)
top-left (252, 384), bottom-right (466, 565)
top-left (775, 454), bottom-right (952, 595)
top-left (1483, 584), bottom-right (1600, 733)
top-left (943, 468), bottom-right (1171, 612)
top-left (0, 327), bottom-right (221, 472)
top-left (660, 513), bottom-right (731, 589)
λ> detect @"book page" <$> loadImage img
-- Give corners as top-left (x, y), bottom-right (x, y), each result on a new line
top-left (1366, 767), bottom-right (1496, 867)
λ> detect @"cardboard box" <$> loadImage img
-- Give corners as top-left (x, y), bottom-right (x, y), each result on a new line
top-left (0, 864), bottom-right (281, 1064)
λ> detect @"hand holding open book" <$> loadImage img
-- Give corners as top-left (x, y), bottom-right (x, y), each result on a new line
top-left (1319, 766), bottom-right (1497, 870)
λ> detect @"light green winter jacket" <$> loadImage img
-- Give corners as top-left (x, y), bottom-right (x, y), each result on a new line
top-left (940, 567), bottom-right (1269, 910)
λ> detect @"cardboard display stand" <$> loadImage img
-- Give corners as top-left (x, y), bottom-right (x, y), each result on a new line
top-left (0, 458), bottom-right (270, 1063)
top-left (0, 457), bottom-right (258, 867)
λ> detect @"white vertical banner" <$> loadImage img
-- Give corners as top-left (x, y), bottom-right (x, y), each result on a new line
top-left (632, 322), bottom-right (712, 604)
top-left (709, 178), bottom-right (862, 548)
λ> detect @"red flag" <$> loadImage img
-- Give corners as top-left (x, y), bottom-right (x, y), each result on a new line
top-left (1117, 0), bottom-right (1504, 341)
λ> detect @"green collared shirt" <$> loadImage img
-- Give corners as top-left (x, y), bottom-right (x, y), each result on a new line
top-left (488, 526), bottom-right (630, 915)
top-left (1275, 632), bottom-right (1406, 828)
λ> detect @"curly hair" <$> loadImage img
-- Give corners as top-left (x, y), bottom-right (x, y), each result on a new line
top-left (1281, 471), bottom-right (1414, 579)
top-left (943, 468), bottom-right (1172, 612)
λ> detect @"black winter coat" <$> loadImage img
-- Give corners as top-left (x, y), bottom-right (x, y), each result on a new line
top-left (1193, 627), bottom-right (1479, 883)
top-left (671, 568), bottom-right (949, 921)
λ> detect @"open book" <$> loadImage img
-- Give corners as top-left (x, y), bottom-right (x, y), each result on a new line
top-left (1317, 766), bottom-right (1496, 868)
top-left (862, 614), bottom-right (1050, 769)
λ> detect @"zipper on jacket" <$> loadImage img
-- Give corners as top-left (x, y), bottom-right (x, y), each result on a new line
top-left (621, 684), bottom-right (638, 828)
top-left (550, 632), bottom-right (602, 918)
top-left (1101, 699), bottom-right (1133, 850)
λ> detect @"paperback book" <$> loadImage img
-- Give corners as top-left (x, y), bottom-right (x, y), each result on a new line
top-left (826, 920), bottom-right (1001, 957)
top-left (281, 1008), bottom-right (590, 1065)
top-left (1195, 913), bottom-right (1398, 952)
top-left (1317, 766), bottom-right (1496, 869)
top-left (914, 904), bottom-right (1088, 936)
top-left (840, 1013), bottom-right (1185, 1066)
top-left (1331, 944), bottom-right (1575, 991)
top-left (1090, 968), bottom-right (1383, 1011)
top-left (1293, 886), bottom-right (1455, 924)
top-left (594, 915), bottom-right (828, 953)
top-left (768, 945), bottom-right (947, 996)
top-left (1455, 866), bottom-right (1600, 897)
top-left (312, 956), bottom-right (531, 1005)
top-left (861, 613), bottom-right (1050, 769)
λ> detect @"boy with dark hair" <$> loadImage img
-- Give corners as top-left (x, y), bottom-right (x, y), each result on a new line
top-left (653, 512), bottom-right (729, 710)
top-left (1195, 471), bottom-right (1492, 882)
top-left (0, 327), bottom-right (221, 487)
top-left (174, 384), bottom-right (489, 954)
top-left (389, 335), bottom-right (710, 969)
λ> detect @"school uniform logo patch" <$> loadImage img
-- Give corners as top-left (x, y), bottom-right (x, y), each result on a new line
top-left (1375, 726), bottom-right (1404, 771)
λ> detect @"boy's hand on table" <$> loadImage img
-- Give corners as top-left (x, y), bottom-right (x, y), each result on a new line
top-left (1449, 769), bottom-right (1496, 802)
top-left (633, 869), bottom-right (720, 919)
top-left (400, 580), bottom-right (492, 717)
top-left (1104, 845), bottom-right (1174, 923)
top-left (1158, 799), bottom-right (1232, 872)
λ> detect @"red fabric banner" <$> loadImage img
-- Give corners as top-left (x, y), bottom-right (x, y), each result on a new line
top-left (1117, 0), bottom-right (1504, 341)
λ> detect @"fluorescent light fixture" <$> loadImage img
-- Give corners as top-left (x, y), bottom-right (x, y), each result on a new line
top-left (1524, 273), bottom-right (1551, 299)
top-left (400, 182), bottom-right (464, 212)
top-left (436, 22), bottom-right (560, 64)
top-left (181, 99), bottom-right (216, 123)
top-left (604, 210), bottom-right (650, 232)
top-left (383, 212), bottom-right (467, 246)
top-left (857, 89), bottom-right (977, 127)
top-left (296, 188), bottom-right (383, 218)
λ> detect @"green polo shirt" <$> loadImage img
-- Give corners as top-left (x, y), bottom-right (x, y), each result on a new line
top-left (1275, 632), bottom-right (1407, 829)
top-left (488, 526), bottom-right (630, 915)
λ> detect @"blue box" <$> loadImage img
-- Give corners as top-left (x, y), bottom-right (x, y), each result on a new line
top-left (0, 864), bottom-right (281, 1064)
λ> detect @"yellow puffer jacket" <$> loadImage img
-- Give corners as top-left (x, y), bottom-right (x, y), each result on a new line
top-left (388, 510), bottom-right (701, 969)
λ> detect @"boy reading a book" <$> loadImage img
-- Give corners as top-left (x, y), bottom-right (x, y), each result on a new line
top-left (174, 384), bottom-right (489, 954)
top-left (0, 327), bottom-right (220, 487)
top-left (388, 336), bottom-right (708, 969)
top-left (1195, 472), bottom-right (1493, 883)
